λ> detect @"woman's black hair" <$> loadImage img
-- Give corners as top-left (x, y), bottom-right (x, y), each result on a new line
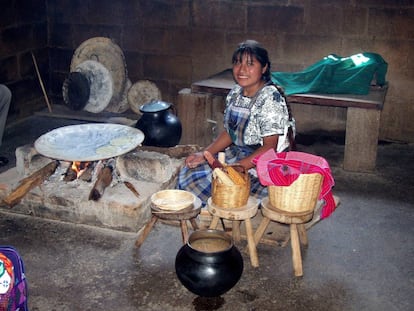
top-left (232, 40), bottom-right (271, 82)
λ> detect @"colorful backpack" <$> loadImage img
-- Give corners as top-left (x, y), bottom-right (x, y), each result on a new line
top-left (0, 246), bottom-right (28, 311)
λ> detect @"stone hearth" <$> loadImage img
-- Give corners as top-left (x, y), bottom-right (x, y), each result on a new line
top-left (0, 144), bottom-right (200, 232)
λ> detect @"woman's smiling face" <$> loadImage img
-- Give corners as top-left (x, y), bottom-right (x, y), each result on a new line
top-left (233, 53), bottom-right (267, 97)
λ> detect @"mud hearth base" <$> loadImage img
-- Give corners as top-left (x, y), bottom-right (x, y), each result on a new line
top-left (0, 145), bottom-right (200, 233)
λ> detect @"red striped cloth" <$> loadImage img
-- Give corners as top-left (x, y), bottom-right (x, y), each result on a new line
top-left (253, 150), bottom-right (336, 219)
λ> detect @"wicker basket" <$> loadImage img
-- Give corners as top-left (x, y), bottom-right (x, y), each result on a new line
top-left (268, 173), bottom-right (323, 213)
top-left (211, 166), bottom-right (250, 208)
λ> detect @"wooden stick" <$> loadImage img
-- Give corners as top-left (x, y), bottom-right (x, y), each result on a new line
top-left (2, 161), bottom-right (58, 207)
top-left (123, 181), bottom-right (140, 198)
top-left (89, 166), bottom-right (113, 201)
top-left (31, 52), bottom-right (53, 113)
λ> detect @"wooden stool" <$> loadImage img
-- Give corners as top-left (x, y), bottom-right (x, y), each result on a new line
top-left (135, 197), bottom-right (202, 248)
top-left (254, 197), bottom-right (318, 277)
top-left (207, 196), bottom-right (260, 267)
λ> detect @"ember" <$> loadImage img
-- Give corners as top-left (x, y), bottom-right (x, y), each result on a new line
top-left (71, 161), bottom-right (90, 177)
top-left (64, 161), bottom-right (93, 181)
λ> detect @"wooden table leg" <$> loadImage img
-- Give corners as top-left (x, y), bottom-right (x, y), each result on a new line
top-left (209, 215), bottom-right (220, 229)
top-left (135, 215), bottom-right (158, 248)
top-left (254, 216), bottom-right (271, 245)
top-left (180, 220), bottom-right (189, 244)
top-left (344, 107), bottom-right (380, 172)
top-left (290, 224), bottom-right (303, 277)
top-left (245, 218), bottom-right (259, 268)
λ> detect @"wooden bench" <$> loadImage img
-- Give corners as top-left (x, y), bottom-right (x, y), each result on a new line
top-left (177, 69), bottom-right (388, 172)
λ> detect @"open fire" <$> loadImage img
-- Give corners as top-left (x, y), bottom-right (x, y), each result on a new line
top-left (64, 161), bottom-right (93, 181)
top-left (60, 158), bottom-right (118, 200)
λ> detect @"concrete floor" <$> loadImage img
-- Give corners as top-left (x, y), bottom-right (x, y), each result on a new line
top-left (0, 115), bottom-right (413, 311)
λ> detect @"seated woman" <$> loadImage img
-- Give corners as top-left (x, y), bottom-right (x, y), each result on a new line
top-left (177, 40), bottom-right (295, 205)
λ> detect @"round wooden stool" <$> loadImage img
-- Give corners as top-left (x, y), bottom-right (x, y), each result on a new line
top-left (207, 196), bottom-right (260, 267)
top-left (135, 197), bottom-right (202, 248)
top-left (254, 197), bottom-right (315, 277)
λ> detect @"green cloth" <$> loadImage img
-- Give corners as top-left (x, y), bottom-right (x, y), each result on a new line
top-left (271, 53), bottom-right (388, 95)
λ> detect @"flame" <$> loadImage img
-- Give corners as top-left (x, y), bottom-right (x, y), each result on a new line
top-left (71, 161), bottom-right (90, 178)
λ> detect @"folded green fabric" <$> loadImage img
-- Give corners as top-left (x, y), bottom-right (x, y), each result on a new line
top-left (271, 53), bottom-right (388, 95)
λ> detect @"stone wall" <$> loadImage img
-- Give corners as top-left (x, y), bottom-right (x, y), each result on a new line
top-left (1, 0), bottom-right (413, 142)
top-left (0, 1), bottom-right (48, 121)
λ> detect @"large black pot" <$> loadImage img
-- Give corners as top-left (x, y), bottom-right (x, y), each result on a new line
top-left (175, 229), bottom-right (243, 297)
top-left (135, 100), bottom-right (182, 147)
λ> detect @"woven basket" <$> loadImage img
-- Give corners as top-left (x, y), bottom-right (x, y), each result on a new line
top-left (268, 173), bottom-right (323, 213)
top-left (151, 189), bottom-right (195, 211)
top-left (212, 166), bottom-right (250, 208)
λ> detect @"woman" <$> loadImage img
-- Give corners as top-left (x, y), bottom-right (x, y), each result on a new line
top-left (177, 40), bottom-right (295, 205)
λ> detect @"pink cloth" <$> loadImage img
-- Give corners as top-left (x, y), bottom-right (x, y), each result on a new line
top-left (253, 149), bottom-right (336, 219)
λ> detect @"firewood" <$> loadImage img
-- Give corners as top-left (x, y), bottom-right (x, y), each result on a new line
top-left (88, 166), bottom-right (113, 201)
top-left (78, 163), bottom-right (94, 182)
top-left (2, 161), bottom-right (58, 208)
top-left (63, 166), bottom-right (77, 181)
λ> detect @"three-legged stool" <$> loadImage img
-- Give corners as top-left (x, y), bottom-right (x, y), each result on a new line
top-left (135, 197), bottom-right (202, 248)
top-left (254, 197), bottom-right (316, 277)
top-left (207, 196), bottom-right (260, 267)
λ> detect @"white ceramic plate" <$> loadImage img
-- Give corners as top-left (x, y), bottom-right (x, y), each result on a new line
top-left (34, 123), bottom-right (144, 161)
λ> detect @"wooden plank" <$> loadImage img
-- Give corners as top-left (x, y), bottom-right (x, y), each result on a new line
top-left (288, 87), bottom-right (387, 110)
top-left (3, 161), bottom-right (58, 207)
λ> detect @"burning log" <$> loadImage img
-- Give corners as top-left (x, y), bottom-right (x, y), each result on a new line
top-left (63, 165), bottom-right (77, 181)
top-left (79, 163), bottom-right (94, 182)
top-left (2, 161), bottom-right (58, 208)
top-left (88, 165), bottom-right (113, 201)
top-left (64, 161), bottom-right (94, 182)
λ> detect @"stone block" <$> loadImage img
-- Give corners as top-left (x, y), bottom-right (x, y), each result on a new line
top-left (247, 5), bottom-right (304, 34)
top-left (192, 0), bottom-right (245, 29)
top-left (368, 8), bottom-right (414, 39)
top-left (306, 6), bottom-right (343, 35)
top-left (143, 55), bottom-right (192, 81)
top-left (141, 0), bottom-right (190, 27)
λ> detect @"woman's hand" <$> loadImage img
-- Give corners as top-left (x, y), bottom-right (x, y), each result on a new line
top-left (185, 131), bottom-right (233, 169)
top-left (185, 152), bottom-right (206, 169)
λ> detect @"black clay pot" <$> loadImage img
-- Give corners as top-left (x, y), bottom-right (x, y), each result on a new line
top-left (135, 100), bottom-right (182, 147)
top-left (175, 229), bottom-right (244, 297)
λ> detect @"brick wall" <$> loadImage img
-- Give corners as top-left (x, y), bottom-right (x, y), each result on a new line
top-left (1, 0), bottom-right (413, 142)
top-left (0, 0), bottom-right (48, 121)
